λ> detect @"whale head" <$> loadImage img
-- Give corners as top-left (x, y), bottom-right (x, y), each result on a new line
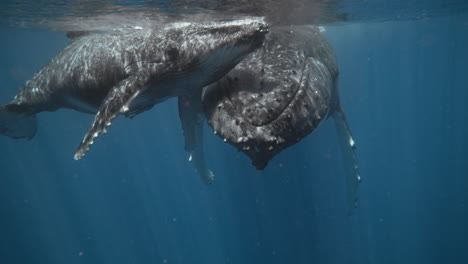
top-left (156, 18), bottom-right (269, 86)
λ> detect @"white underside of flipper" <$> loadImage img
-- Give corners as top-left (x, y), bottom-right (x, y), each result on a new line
top-left (74, 70), bottom-right (152, 160)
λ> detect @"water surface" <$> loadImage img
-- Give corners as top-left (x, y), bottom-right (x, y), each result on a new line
top-left (0, 1), bottom-right (467, 264)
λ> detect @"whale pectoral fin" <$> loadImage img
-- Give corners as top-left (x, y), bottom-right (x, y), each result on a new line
top-left (74, 72), bottom-right (150, 160)
top-left (178, 92), bottom-right (214, 184)
top-left (303, 56), bottom-right (360, 215)
top-left (332, 108), bottom-right (361, 215)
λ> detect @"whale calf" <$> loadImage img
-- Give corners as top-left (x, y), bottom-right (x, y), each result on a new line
top-left (203, 26), bottom-right (360, 212)
top-left (0, 18), bottom-right (268, 183)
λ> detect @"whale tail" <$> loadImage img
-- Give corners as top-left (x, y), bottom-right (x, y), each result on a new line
top-left (0, 104), bottom-right (37, 139)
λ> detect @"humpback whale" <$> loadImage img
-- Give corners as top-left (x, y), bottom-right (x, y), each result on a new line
top-left (203, 26), bottom-right (360, 212)
top-left (0, 18), bottom-right (268, 184)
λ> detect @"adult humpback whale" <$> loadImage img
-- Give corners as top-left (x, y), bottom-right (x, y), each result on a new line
top-left (203, 26), bottom-right (360, 212)
top-left (0, 18), bottom-right (268, 184)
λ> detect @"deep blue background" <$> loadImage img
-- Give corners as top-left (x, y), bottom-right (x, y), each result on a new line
top-left (0, 14), bottom-right (467, 264)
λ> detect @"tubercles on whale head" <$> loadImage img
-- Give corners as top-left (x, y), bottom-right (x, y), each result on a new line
top-left (179, 18), bottom-right (269, 62)
top-left (200, 17), bottom-right (269, 46)
top-left (160, 18), bottom-right (268, 90)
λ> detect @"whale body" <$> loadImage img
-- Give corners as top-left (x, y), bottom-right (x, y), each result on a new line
top-left (0, 18), bottom-right (268, 184)
top-left (203, 26), bottom-right (360, 212)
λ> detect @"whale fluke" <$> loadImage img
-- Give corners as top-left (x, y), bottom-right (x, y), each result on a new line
top-left (0, 104), bottom-right (37, 139)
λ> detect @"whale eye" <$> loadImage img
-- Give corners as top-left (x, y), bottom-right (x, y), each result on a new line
top-left (166, 47), bottom-right (179, 61)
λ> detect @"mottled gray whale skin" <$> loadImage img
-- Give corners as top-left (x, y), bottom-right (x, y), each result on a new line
top-left (203, 26), bottom-right (360, 212)
top-left (0, 18), bottom-right (268, 181)
top-left (204, 26), bottom-right (336, 167)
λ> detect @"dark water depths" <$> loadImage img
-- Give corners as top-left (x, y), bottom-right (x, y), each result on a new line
top-left (0, 1), bottom-right (467, 264)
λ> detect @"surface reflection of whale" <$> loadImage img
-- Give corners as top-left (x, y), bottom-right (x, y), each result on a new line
top-left (202, 26), bottom-right (360, 213)
top-left (0, 18), bottom-right (268, 184)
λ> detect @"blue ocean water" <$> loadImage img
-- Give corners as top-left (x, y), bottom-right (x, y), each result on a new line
top-left (0, 1), bottom-right (467, 264)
